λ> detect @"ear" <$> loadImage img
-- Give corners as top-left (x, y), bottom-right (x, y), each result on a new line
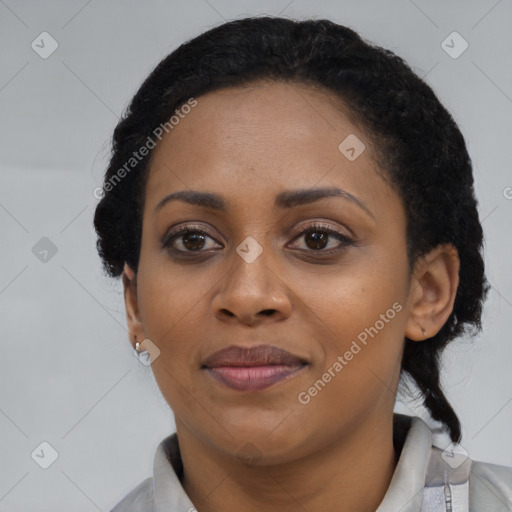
top-left (404, 244), bottom-right (460, 341)
top-left (122, 262), bottom-right (146, 348)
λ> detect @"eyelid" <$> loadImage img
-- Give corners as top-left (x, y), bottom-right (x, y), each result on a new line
top-left (162, 219), bottom-right (355, 255)
top-left (290, 218), bottom-right (353, 239)
top-left (161, 222), bottom-right (223, 249)
top-left (162, 219), bottom-right (351, 243)
top-left (286, 221), bottom-right (354, 251)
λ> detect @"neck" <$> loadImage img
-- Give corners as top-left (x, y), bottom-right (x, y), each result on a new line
top-left (177, 413), bottom-right (399, 512)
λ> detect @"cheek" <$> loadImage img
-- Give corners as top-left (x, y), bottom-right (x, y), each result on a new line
top-left (298, 285), bottom-right (406, 429)
top-left (136, 268), bottom-right (207, 364)
top-left (297, 252), bottom-right (408, 401)
top-left (136, 271), bottom-right (207, 411)
top-left (300, 252), bottom-right (408, 339)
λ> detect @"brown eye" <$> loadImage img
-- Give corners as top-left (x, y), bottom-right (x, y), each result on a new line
top-left (162, 221), bottom-right (354, 259)
top-left (289, 223), bottom-right (354, 254)
top-left (180, 232), bottom-right (207, 251)
top-left (304, 230), bottom-right (329, 250)
top-left (162, 225), bottom-right (222, 253)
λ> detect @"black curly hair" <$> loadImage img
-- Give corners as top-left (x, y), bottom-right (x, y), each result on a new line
top-left (94, 16), bottom-right (489, 443)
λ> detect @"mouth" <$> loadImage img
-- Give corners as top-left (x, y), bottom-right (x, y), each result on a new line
top-left (201, 344), bottom-right (309, 392)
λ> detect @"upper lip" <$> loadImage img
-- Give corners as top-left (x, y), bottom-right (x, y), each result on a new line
top-left (202, 345), bottom-right (308, 368)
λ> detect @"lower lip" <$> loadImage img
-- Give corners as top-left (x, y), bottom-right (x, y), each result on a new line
top-left (205, 364), bottom-right (306, 391)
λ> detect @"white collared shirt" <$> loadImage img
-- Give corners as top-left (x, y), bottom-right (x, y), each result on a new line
top-left (109, 414), bottom-right (512, 511)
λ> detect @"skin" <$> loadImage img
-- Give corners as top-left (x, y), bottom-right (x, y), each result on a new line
top-left (122, 80), bottom-right (460, 512)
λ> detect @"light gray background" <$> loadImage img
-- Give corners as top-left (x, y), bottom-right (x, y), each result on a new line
top-left (1, 0), bottom-right (511, 510)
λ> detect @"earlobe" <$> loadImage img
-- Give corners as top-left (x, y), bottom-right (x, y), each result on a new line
top-left (122, 262), bottom-right (145, 347)
top-left (404, 244), bottom-right (460, 342)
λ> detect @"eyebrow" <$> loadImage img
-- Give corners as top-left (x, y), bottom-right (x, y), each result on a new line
top-left (154, 187), bottom-right (375, 220)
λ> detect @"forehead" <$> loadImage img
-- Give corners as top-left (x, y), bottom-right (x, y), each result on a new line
top-left (150, 80), bottom-right (365, 159)
top-left (143, 80), bottom-right (396, 217)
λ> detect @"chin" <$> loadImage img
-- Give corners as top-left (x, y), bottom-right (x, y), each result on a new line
top-left (209, 419), bottom-right (311, 464)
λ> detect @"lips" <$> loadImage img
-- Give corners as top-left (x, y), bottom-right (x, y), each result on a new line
top-left (202, 345), bottom-right (308, 391)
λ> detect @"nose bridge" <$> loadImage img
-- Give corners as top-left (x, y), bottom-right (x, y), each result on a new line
top-left (230, 234), bottom-right (276, 296)
top-left (227, 203), bottom-right (275, 274)
top-left (212, 232), bottom-right (291, 322)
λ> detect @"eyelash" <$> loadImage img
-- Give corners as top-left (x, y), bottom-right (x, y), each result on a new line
top-left (162, 222), bottom-right (355, 257)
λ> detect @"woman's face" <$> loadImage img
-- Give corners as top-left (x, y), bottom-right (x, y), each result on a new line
top-left (125, 80), bottom-right (417, 463)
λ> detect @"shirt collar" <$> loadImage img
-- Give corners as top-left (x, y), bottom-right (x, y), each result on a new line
top-left (152, 413), bottom-right (433, 512)
top-left (377, 414), bottom-right (433, 512)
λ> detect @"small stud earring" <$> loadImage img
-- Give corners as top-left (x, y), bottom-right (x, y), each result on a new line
top-left (421, 327), bottom-right (427, 338)
top-left (133, 336), bottom-right (151, 364)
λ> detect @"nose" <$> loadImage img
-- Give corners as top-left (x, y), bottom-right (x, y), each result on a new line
top-left (212, 246), bottom-right (292, 326)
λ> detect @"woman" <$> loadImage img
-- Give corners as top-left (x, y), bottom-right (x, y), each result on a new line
top-left (94, 16), bottom-right (512, 512)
